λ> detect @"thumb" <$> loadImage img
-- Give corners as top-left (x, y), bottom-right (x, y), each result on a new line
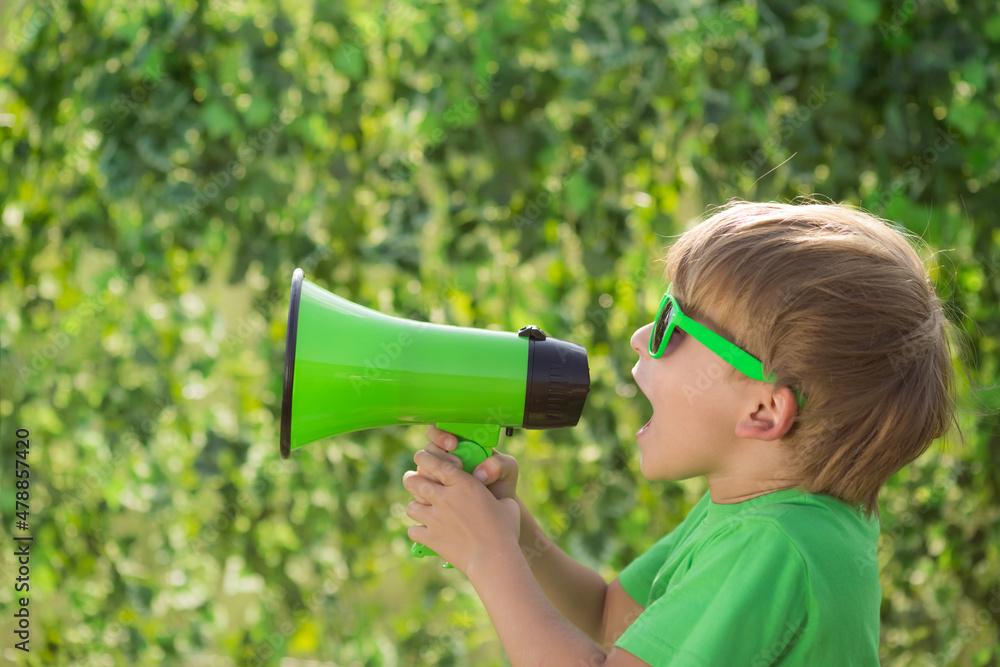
top-left (472, 459), bottom-right (494, 483)
top-left (473, 449), bottom-right (515, 484)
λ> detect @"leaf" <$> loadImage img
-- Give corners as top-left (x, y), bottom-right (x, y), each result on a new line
top-left (243, 96), bottom-right (274, 129)
top-left (332, 44), bottom-right (365, 80)
top-left (985, 13), bottom-right (1000, 42)
top-left (564, 174), bottom-right (596, 213)
top-left (845, 0), bottom-right (881, 27)
top-left (948, 99), bottom-right (987, 138)
top-left (202, 100), bottom-right (239, 140)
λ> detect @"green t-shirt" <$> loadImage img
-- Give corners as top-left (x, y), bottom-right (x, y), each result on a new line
top-left (614, 488), bottom-right (881, 666)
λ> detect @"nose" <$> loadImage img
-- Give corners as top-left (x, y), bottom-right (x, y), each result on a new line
top-left (631, 323), bottom-right (653, 358)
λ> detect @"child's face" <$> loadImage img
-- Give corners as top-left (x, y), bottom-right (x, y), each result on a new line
top-left (629, 308), bottom-right (751, 482)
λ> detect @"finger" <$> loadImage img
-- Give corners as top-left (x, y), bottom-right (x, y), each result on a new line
top-left (416, 462), bottom-right (438, 484)
top-left (402, 470), bottom-right (439, 503)
top-left (407, 524), bottom-right (428, 544)
top-left (406, 500), bottom-right (432, 524)
top-left (423, 441), bottom-right (463, 469)
top-left (409, 470), bottom-right (435, 500)
top-left (414, 449), bottom-right (465, 487)
top-left (427, 424), bottom-right (460, 451)
top-left (415, 443), bottom-right (462, 484)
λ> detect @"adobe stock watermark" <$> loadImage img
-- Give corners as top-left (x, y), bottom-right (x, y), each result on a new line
top-left (243, 572), bottom-right (349, 667)
top-left (4, 0), bottom-right (67, 53)
top-left (220, 243), bottom-right (332, 354)
top-left (179, 108), bottom-right (297, 221)
top-left (188, 463), bottom-right (283, 553)
top-left (571, 298), bottom-right (623, 347)
top-left (926, 587), bottom-right (1000, 667)
top-left (738, 84), bottom-right (830, 183)
top-left (877, 0), bottom-right (934, 38)
top-left (416, 618), bottom-right (494, 662)
top-left (511, 114), bottom-right (630, 231)
top-left (680, 357), bottom-right (734, 404)
top-left (855, 459), bottom-right (971, 578)
top-left (676, 0), bottom-right (761, 60)
top-left (100, 602), bottom-right (140, 647)
top-left (65, 393), bottom-right (173, 505)
top-left (339, 0), bottom-right (414, 65)
top-left (886, 328), bottom-right (932, 380)
top-left (520, 463), bottom-right (627, 569)
top-left (543, 0), bottom-right (583, 29)
top-left (387, 74), bottom-right (502, 183)
top-left (346, 321), bottom-right (436, 397)
top-left (14, 266), bottom-right (134, 385)
top-left (62, 62), bottom-right (167, 170)
top-left (751, 620), bottom-right (805, 667)
top-left (869, 126), bottom-right (959, 210)
top-left (188, 447), bottom-right (308, 555)
top-left (595, 604), bottom-right (645, 657)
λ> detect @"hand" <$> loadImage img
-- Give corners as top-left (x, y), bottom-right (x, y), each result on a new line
top-left (423, 424), bottom-right (521, 501)
top-left (403, 448), bottom-right (521, 574)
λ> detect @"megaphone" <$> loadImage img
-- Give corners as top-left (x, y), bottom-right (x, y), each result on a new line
top-left (279, 268), bottom-right (590, 560)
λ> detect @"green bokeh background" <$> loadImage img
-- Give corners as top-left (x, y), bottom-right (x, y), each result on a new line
top-left (1, 0), bottom-right (998, 664)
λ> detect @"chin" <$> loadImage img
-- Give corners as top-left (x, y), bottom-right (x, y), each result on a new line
top-left (639, 457), bottom-right (669, 481)
top-left (640, 455), bottom-right (696, 483)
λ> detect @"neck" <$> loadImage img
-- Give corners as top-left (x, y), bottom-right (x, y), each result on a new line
top-left (705, 470), bottom-right (800, 504)
top-left (706, 433), bottom-right (801, 504)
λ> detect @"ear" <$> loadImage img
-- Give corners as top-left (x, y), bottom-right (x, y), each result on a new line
top-left (734, 385), bottom-right (798, 441)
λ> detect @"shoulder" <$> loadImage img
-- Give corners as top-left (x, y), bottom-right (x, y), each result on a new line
top-left (731, 493), bottom-right (880, 554)
top-left (694, 492), bottom-right (878, 566)
top-left (697, 493), bottom-right (881, 593)
top-left (695, 513), bottom-right (811, 576)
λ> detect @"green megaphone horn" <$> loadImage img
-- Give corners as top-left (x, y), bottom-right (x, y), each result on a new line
top-left (280, 269), bottom-right (590, 561)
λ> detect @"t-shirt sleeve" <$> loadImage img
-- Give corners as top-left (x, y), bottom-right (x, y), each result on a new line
top-left (614, 521), bottom-right (809, 667)
top-left (618, 530), bottom-right (678, 607)
top-left (618, 493), bottom-right (712, 607)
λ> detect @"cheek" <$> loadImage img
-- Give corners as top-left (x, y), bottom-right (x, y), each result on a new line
top-left (671, 353), bottom-right (735, 408)
top-left (657, 371), bottom-right (739, 443)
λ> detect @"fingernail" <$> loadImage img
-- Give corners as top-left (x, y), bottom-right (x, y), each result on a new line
top-left (473, 470), bottom-right (488, 483)
top-left (448, 436), bottom-right (458, 448)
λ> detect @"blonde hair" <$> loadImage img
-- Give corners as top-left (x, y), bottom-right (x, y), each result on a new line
top-left (664, 200), bottom-right (957, 517)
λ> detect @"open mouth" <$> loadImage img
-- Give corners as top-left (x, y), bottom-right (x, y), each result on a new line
top-left (631, 369), bottom-right (653, 438)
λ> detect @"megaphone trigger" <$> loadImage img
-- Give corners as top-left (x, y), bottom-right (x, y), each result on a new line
top-left (452, 439), bottom-right (490, 474)
top-left (433, 421), bottom-right (500, 472)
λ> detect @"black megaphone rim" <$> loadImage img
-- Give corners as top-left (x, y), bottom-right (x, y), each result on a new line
top-left (280, 268), bottom-right (304, 459)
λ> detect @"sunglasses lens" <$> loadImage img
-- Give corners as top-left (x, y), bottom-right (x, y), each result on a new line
top-left (651, 299), bottom-right (673, 353)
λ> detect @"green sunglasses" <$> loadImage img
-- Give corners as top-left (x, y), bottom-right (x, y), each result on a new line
top-left (648, 290), bottom-right (806, 407)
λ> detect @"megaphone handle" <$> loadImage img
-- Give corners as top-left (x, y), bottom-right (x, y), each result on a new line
top-left (410, 436), bottom-right (493, 566)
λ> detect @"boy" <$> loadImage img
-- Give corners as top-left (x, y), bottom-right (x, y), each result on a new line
top-left (402, 201), bottom-right (956, 666)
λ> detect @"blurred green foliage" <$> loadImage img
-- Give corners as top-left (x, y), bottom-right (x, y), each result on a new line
top-left (1, 0), bottom-right (998, 664)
